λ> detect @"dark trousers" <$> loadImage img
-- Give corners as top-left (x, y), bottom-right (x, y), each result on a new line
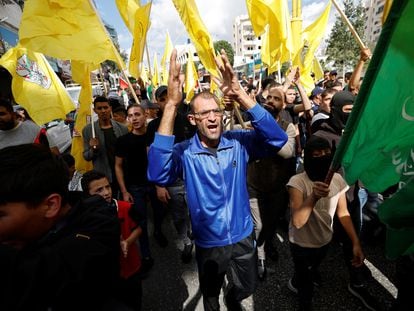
top-left (195, 233), bottom-right (258, 311)
top-left (117, 272), bottom-right (142, 311)
top-left (290, 242), bottom-right (330, 307)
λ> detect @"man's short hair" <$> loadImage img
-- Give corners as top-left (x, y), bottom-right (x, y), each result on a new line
top-left (93, 96), bottom-right (109, 107)
top-left (0, 98), bottom-right (14, 112)
top-left (189, 90), bottom-right (220, 112)
top-left (0, 144), bottom-right (70, 206)
top-left (112, 106), bottom-right (127, 117)
top-left (155, 85), bottom-right (168, 100)
top-left (81, 170), bottom-right (107, 193)
top-left (304, 135), bottom-right (331, 159)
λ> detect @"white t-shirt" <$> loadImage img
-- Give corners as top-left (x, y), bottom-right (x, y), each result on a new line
top-left (287, 172), bottom-right (349, 248)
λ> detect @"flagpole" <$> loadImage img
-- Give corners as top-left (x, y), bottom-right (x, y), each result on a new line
top-left (145, 42), bottom-right (152, 80)
top-left (88, 0), bottom-right (140, 104)
top-left (331, 0), bottom-right (367, 50)
top-left (90, 104), bottom-right (96, 139)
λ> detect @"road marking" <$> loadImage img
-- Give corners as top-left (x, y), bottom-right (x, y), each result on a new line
top-left (364, 259), bottom-right (398, 298)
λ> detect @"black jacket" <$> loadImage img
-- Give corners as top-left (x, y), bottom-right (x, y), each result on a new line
top-left (0, 192), bottom-right (122, 311)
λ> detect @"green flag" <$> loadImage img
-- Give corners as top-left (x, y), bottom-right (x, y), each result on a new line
top-left (332, 0), bottom-right (414, 193)
top-left (378, 178), bottom-right (414, 259)
top-left (331, 0), bottom-right (414, 259)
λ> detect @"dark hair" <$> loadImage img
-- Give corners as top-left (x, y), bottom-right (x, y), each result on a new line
top-left (321, 88), bottom-right (338, 99)
top-left (112, 106), bottom-right (127, 117)
top-left (0, 144), bottom-right (70, 206)
top-left (0, 98), bottom-right (13, 112)
top-left (60, 153), bottom-right (75, 167)
top-left (81, 170), bottom-right (107, 193)
top-left (0, 67), bottom-right (12, 101)
top-left (344, 72), bottom-right (353, 80)
top-left (304, 135), bottom-right (331, 160)
top-left (261, 77), bottom-right (275, 90)
top-left (93, 96), bottom-right (109, 107)
top-left (189, 90), bottom-right (220, 112)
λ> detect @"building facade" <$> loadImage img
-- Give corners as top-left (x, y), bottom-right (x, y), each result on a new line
top-left (364, 0), bottom-right (386, 47)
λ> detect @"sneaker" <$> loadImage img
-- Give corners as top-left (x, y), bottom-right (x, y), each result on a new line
top-left (258, 259), bottom-right (267, 281)
top-left (287, 278), bottom-right (298, 294)
top-left (181, 243), bottom-right (193, 263)
top-left (153, 231), bottom-right (168, 248)
top-left (347, 283), bottom-right (380, 311)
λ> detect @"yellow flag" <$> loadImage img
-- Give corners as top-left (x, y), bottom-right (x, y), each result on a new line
top-left (172, 0), bottom-right (219, 78)
top-left (116, 0), bottom-right (152, 78)
top-left (19, 0), bottom-right (120, 67)
top-left (152, 53), bottom-right (159, 86)
top-left (0, 45), bottom-right (75, 126)
top-left (161, 32), bottom-right (173, 85)
top-left (70, 60), bottom-right (94, 173)
top-left (312, 56), bottom-right (324, 81)
top-left (185, 52), bottom-right (198, 103)
top-left (247, 0), bottom-right (293, 70)
top-left (300, 2), bottom-right (331, 94)
top-left (140, 65), bottom-right (149, 84)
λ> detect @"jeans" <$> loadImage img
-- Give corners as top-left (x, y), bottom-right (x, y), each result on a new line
top-left (128, 185), bottom-right (164, 259)
top-left (196, 233), bottom-right (258, 311)
top-left (167, 180), bottom-right (192, 247)
top-left (290, 242), bottom-right (330, 307)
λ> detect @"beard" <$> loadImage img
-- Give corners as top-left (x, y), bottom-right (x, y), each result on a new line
top-left (0, 118), bottom-right (16, 131)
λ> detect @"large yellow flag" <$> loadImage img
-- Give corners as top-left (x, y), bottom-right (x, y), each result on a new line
top-left (185, 52), bottom-right (198, 103)
top-left (116, 0), bottom-right (152, 78)
top-left (0, 45), bottom-right (75, 126)
top-left (70, 60), bottom-right (94, 173)
top-left (172, 0), bottom-right (219, 78)
top-left (152, 53), bottom-right (159, 86)
top-left (161, 32), bottom-right (173, 85)
top-left (19, 0), bottom-right (119, 67)
top-left (300, 1), bottom-right (331, 94)
top-left (246, 0), bottom-right (293, 70)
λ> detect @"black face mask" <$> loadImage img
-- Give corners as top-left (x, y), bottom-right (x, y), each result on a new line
top-left (304, 154), bottom-right (332, 182)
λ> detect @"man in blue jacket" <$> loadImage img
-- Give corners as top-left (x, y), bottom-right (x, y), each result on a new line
top-left (148, 50), bottom-right (288, 311)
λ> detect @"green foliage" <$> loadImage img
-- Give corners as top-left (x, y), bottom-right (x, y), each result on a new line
top-left (213, 40), bottom-right (234, 66)
top-left (325, 0), bottom-right (366, 71)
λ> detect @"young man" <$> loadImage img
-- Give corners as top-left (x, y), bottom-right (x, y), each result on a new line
top-left (0, 144), bottom-right (122, 310)
top-left (287, 136), bottom-right (364, 311)
top-left (115, 104), bottom-right (158, 270)
top-left (82, 96), bottom-right (128, 189)
top-left (148, 49), bottom-right (288, 310)
top-left (82, 170), bottom-right (142, 311)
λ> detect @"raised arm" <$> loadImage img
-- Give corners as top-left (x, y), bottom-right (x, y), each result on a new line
top-left (348, 48), bottom-right (372, 95)
top-left (214, 49), bottom-right (256, 111)
top-left (157, 49), bottom-right (184, 136)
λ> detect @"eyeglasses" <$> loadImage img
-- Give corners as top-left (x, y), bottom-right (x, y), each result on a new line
top-left (192, 108), bottom-right (223, 119)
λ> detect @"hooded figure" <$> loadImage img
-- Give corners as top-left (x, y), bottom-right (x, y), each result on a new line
top-left (328, 91), bottom-right (355, 134)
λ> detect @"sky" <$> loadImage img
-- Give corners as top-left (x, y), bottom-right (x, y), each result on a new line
top-left (95, 0), bottom-right (342, 64)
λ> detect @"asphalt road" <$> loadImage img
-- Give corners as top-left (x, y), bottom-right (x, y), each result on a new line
top-left (141, 212), bottom-right (397, 311)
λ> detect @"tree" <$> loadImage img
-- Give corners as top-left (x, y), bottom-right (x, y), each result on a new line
top-left (325, 0), bottom-right (366, 71)
top-left (213, 40), bottom-right (234, 66)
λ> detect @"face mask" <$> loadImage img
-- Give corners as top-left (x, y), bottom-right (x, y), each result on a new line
top-left (304, 154), bottom-right (332, 182)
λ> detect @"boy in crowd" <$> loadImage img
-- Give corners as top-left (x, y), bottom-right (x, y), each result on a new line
top-left (82, 170), bottom-right (143, 311)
